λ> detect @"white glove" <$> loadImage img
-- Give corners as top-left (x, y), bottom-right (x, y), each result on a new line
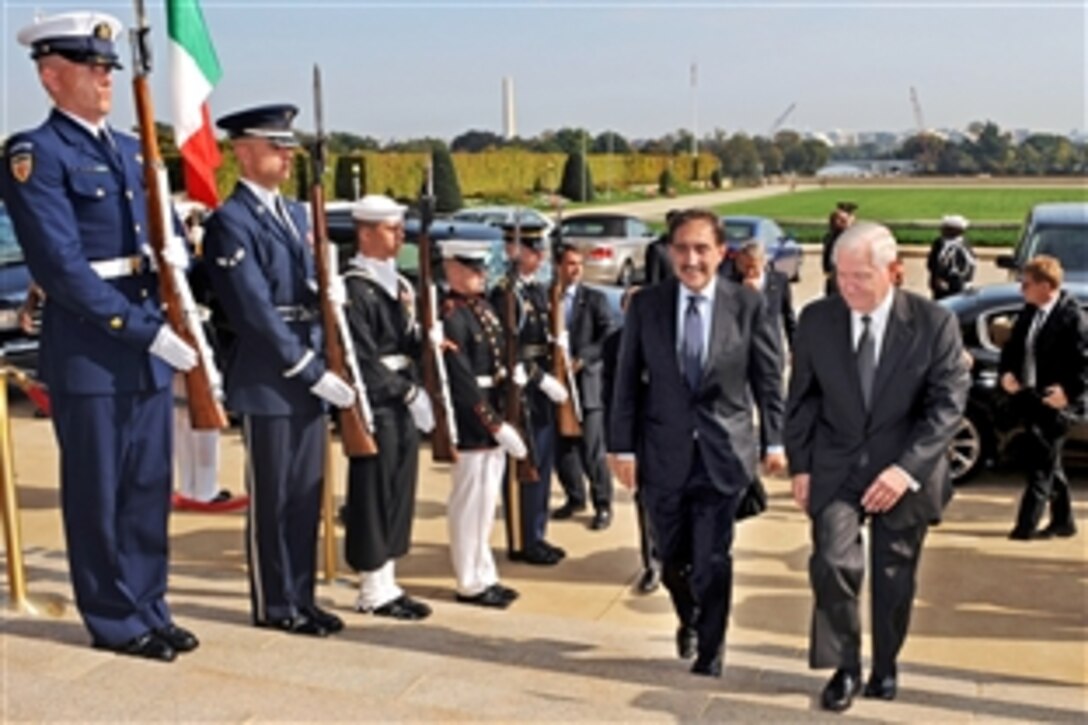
top-left (494, 423), bottom-right (528, 459)
top-left (149, 325), bottom-right (198, 371)
top-left (144, 237), bottom-right (189, 272)
top-left (555, 330), bottom-right (570, 351)
top-left (512, 363), bottom-right (528, 387)
top-left (327, 273), bottom-right (347, 307)
top-left (310, 371), bottom-right (356, 408)
top-left (539, 373), bottom-right (569, 404)
top-left (428, 324), bottom-right (445, 349)
top-left (407, 388), bottom-right (435, 433)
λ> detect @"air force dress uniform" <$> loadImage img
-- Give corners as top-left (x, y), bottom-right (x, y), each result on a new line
top-left (201, 105), bottom-right (345, 636)
top-left (1, 12), bottom-right (197, 659)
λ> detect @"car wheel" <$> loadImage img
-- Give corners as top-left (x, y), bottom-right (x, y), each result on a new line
top-left (617, 260), bottom-right (635, 287)
top-left (948, 406), bottom-right (993, 484)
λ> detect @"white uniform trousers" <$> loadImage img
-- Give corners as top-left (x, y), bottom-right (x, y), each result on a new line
top-left (448, 448), bottom-right (506, 597)
top-left (356, 560), bottom-right (404, 611)
top-left (173, 377), bottom-right (220, 501)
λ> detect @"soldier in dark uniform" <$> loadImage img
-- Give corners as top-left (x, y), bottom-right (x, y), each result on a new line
top-left (926, 214), bottom-right (976, 300)
top-left (551, 243), bottom-right (617, 530)
top-left (2, 11), bottom-right (200, 661)
top-left (202, 104), bottom-right (356, 637)
top-left (441, 240), bottom-right (527, 607)
top-left (341, 195), bottom-right (434, 620)
top-left (490, 224), bottom-right (571, 566)
top-left (820, 202), bottom-right (856, 296)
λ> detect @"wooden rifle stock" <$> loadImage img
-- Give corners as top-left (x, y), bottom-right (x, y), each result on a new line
top-left (130, 19), bottom-right (226, 431)
top-left (549, 276), bottom-right (582, 437)
top-left (416, 197), bottom-right (457, 463)
top-left (503, 261), bottom-right (539, 483)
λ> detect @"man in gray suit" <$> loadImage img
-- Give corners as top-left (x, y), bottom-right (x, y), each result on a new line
top-left (786, 222), bottom-right (969, 712)
top-left (610, 208), bottom-right (785, 678)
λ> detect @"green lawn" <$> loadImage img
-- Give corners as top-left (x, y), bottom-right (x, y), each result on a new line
top-left (712, 187), bottom-right (1087, 223)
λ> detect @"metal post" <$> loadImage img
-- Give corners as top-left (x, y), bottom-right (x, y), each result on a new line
top-left (321, 428), bottom-right (338, 583)
top-left (351, 163), bottom-right (361, 201)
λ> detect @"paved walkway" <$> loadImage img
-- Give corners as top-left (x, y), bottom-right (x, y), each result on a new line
top-left (580, 183), bottom-right (804, 221)
top-left (1, 396), bottom-right (1085, 721)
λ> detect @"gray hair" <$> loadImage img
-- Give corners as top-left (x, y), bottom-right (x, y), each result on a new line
top-left (833, 221), bottom-right (898, 268)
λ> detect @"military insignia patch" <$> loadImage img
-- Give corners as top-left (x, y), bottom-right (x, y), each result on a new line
top-left (94, 22), bottom-right (112, 40)
top-left (9, 152), bottom-right (33, 183)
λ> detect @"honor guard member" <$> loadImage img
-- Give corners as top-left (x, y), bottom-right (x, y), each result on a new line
top-left (2, 11), bottom-right (200, 661)
top-left (441, 240), bottom-right (527, 607)
top-left (490, 224), bottom-right (570, 565)
top-left (202, 104), bottom-right (355, 637)
top-left (342, 195), bottom-right (434, 620)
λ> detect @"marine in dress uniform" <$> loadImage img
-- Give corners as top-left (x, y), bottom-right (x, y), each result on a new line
top-left (441, 241), bottom-right (527, 607)
top-left (489, 225), bottom-right (571, 566)
top-left (342, 195), bottom-right (434, 620)
top-left (201, 104), bottom-right (355, 637)
top-left (2, 11), bottom-right (200, 661)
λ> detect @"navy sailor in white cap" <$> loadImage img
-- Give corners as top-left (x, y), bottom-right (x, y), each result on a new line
top-left (202, 104), bottom-right (355, 637)
top-left (2, 10), bottom-right (200, 661)
top-left (341, 195), bottom-right (434, 620)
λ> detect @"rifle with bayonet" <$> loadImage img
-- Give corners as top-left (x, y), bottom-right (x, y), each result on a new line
top-left (549, 201), bottom-right (583, 437)
top-left (417, 163), bottom-right (458, 462)
top-left (310, 64), bottom-right (377, 457)
top-left (502, 214), bottom-right (539, 484)
top-left (130, 0), bottom-right (226, 430)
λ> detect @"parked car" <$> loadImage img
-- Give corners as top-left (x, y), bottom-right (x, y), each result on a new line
top-left (996, 202), bottom-right (1088, 282)
top-left (450, 206), bottom-right (556, 238)
top-left (556, 213), bottom-right (655, 287)
top-left (942, 202), bottom-right (1088, 482)
top-left (721, 215), bottom-right (804, 282)
top-left (0, 201), bottom-right (39, 371)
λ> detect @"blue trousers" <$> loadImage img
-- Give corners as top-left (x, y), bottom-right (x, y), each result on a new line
top-left (503, 404), bottom-right (555, 553)
top-left (52, 388), bottom-right (173, 646)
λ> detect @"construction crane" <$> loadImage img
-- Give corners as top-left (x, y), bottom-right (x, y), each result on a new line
top-left (910, 86), bottom-right (926, 135)
top-left (768, 102), bottom-right (797, 136)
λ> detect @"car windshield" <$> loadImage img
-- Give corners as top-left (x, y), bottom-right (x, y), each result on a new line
top-left (723, 221), bottom-right (757, 243)
top-left (562, 218), bottom-right (624, 237)
top-left (0, 205), bottom-right (25, 267)
top-left (1028, 227), bottom-right (1088, 273)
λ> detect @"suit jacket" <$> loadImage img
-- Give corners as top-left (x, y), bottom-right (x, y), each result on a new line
top-left (998, 291), bottom-right (1087, 419)
top-left (202, 183), bottom-right (324, 416)
top-left (566, 284), bottom-right (615, 410)
top-left (644, 236), bottom-right (673, 284)
top-left (2, 110), bottom-right (170, 395)
top-left (762, 269), bottom-right (797, 351)
top-left (609, 277), bottom-right (784, 495)
top-left (785, 290), bottom-right (969, 529)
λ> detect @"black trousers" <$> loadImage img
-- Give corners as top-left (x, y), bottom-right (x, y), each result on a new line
top-left (1010, 393), bottom-right (1075, 534)
top-left (644, 454), bottom-right (740, 663)
top-left (635, 486), bottom-right (661, 575)
top-left (555, 408), bottom-right (613, 511)
top-left (242, 413), bottom-right (325, 623)
top-left (809, 499), bottom-right (927, 676)
top-left (345, 406), bottom-right (420, 572)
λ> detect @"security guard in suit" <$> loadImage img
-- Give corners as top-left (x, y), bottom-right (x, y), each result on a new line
top-left (202, 104), bottom-right (355, 637)
top-left (2, 11), bottom-right (200, 662)
top-left (441, 240), bottom-right (526, 607)
top-left (490, 224), bottom-right (570, 566)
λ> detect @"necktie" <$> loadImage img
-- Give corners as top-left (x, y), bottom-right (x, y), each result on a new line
top-left (96, 128), bottom-right (122, 168)
top-left (274, 195), bottom-right (298, 239)
top-left (683, 294), bottom-right (704, 390)
top-left (857, 314), bottom-right (876, 410)
top-left (1023, 309), bottom-right (1045, 388)
top-left (564, 288), bottom-right (574, 328)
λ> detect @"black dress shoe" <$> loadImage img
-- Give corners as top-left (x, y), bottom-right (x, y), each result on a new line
top-left (1041, 522), bottom-right (1077, 538)
top-left (95, 632), bottom-right (177, 662)
top-left (154, 624), bottom-right (199, 653)
top-left (456, 587), bottom-right (511, 609)
top-left (552, 501), bottom-right (586, 520)
top-left (691, 653), bottom-right (722, 677)
top-left (1008, 528), bottom-right (1041, 540)
top-left (590, 508), bottom-right (612, 531)
top-left (303, 605), bottom-right (344, 633)
top-left (257, 614), bottom-right (329, 637)
top-left (821, 668), bottom-right (862, 712)
top-left (509, 543), bottom-right (562, 566)
top-left (489, 583), bottom-right (520, 602)
top-left (637, 568), bottom-right (661, 594)
top-left (676, 625), bottom-right (697, 659)
top-left (371, 595), bottom-right (432, 621)
top-left (541, 540), bottom-right (567, 559)
top-left (863, 673), bottom-right (898, 701)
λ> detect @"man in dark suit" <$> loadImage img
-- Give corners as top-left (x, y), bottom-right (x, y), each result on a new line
top-left (643, 209), bottom-right (679, 285)
top-left (786, 221), bottom-right (969, 712)
top-left (203, 104), bottom-right (355, 638)
top-left (3, 11), bottom-right (200, 661)
top-left (998, 255), bottom-right (1086, 540)
top-left (610, 208), bottom-right (786, 678)
top-left (820, 202), bottom-right (856, 296)
top-left (553, 243), bottom-right (617, 529)
top-left (729, 239), bottom-right (796, 354)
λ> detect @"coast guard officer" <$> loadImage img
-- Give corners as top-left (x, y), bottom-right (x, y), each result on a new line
top-left (2, 11), bottom-right (199, 661)
top-left (202, 104), bottom-right (355, 637)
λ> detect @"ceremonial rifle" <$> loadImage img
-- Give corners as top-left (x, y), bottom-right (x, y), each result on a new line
top-left (502, 214), bottom-right (539, 484)
top-left (131, 0), bottom-right (226, 430)
top-left (416, 163), bottom-right (458, 462)
top-left (310, 64), bottom-right (377, 457)
top-left (548, 201), bottom-right (583, 437)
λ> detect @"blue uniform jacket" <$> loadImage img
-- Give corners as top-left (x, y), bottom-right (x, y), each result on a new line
top-left (1, 110), bottom-right (170, 395)
top-left (202, 182), bottom-right (325, 416)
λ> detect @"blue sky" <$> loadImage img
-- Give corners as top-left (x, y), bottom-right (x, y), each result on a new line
top-left (2, 1), bottom-right (1085, 141)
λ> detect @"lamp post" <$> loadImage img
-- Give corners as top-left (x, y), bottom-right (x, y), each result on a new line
top-left (351, 162), bottom-right (361, 200)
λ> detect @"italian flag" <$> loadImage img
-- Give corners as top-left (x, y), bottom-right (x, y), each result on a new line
top-left (167, 0), bottom-right (222, 208)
